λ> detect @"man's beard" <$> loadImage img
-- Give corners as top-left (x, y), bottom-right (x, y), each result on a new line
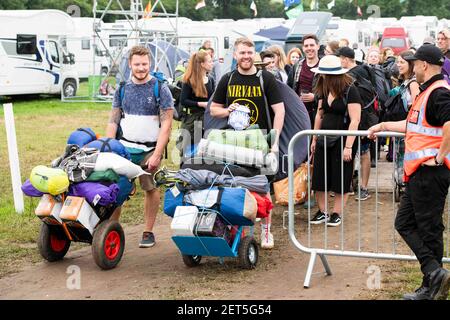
top-left (133, 72), bottom-right (148, 80)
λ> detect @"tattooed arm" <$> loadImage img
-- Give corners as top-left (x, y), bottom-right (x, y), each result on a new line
top-left (105, 108), bottom-right (122, 138)
top-left (146, 107), bottom-right (174, 171)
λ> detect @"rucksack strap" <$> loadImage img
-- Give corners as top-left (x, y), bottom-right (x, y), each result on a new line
top-left (120, 136), bottom-right (157, 149)
top-left (77, 128), bottom-right (96, 141)
top-left (99, 138), bottom-right (112, 152)
top-left (256, 70), bottom-right (273, 130)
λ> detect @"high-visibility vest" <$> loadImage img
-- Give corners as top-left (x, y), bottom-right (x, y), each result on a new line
top-left (404, 79), bottom-right (450, 180)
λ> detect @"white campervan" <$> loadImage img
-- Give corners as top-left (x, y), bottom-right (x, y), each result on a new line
top-left (69, 17), bottom-right (110, 78)
top-left (0, 10), bottom-right (79, 97)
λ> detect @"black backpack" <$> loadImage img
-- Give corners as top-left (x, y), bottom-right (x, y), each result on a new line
top-left (364, 64), bottom-right (392, 108)
top-left (383, 80), bottom-right (415, 121)
top-left (344, 76), bottom-right (379, 130)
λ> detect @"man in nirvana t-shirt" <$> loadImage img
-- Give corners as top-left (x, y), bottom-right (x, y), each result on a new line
top-left (211, 37), bottom-right (285, 250)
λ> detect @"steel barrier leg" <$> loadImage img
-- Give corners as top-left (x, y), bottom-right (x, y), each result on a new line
top-left (304, 251), bottom-right (317, 288)
top-left (319, 253), bottom-right (332, 276)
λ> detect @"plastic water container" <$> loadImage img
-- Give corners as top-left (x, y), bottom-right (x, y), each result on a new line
top-left (170, 206), bottom-right (199, 236)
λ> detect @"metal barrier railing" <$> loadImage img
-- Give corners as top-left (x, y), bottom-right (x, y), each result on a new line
top-left (287, 130), bottom-right (450, 288)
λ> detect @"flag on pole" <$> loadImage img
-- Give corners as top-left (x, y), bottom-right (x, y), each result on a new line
top-left (327, 0), bottom-right (335, 10)
top-left (284, 0), bottom-right (301, 10)
top-left (143, 1), bottom-right (152, 19)
top-left (286, 4), bottom-right (304, 19)
top-left (357, 5), bottom-right (363, 16)
top-left (195, 0), bottom-right (206, 10)
top-left (250, 1), bottom-right (258, 17)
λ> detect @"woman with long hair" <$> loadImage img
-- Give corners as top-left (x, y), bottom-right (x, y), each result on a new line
top-left (396, 50), bottom-right (420, 107)
top-left (286, 47), bottom-right (303, 74)
top-left (178, 50), bottom-right (214, 158)
top-left (309, 55), bottom-right (362, 226)
top-left (267, 45), bottom-right (288, 83)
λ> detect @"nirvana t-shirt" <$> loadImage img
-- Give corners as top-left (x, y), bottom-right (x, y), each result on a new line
top-left (212, 69), bottom-right (283, 130)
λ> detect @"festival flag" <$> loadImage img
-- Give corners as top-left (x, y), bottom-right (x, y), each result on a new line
top-left (143, 1), bottom-right (152, 19)
top-left (284, 0), bottom-right (301, 10)
top-left (195, 0), bottom-right (206, 10)
top-left (250, 1), bottom-right (258, 17)
top-left (286, 4), bottom-right (304, 19)
top-left (357, 5), bottom-right (363, 16)
top-left (327, 0), bottom-right (335, 10)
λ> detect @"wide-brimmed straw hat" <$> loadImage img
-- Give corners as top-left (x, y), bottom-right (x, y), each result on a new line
top-left (311, 55), bottom-right (349, 75)
top-left (254, 53), bottom-right (270, 67)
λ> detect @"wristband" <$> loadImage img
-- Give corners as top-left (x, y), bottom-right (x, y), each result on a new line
top-left (345, 146), bottom-right (352, 150)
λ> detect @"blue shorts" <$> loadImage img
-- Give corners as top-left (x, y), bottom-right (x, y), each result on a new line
top-left (360, 140), bottom-right (370, 155)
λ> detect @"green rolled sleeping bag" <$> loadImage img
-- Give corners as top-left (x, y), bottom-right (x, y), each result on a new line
top-left (29, 165), bottom-right (70, 195)
top-left (206, 129), bottom-right (270, 153)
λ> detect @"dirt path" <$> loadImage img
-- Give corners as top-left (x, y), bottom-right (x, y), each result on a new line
top-left (0, 194), bottom-right (405, 300)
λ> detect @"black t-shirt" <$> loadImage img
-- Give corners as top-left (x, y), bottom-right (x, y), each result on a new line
top-left (319, 85), bottom-right (362, 130)
top-left (420, 74), bottom-right (450, 127)
top-left (212, 69), bottom-right (283, 130)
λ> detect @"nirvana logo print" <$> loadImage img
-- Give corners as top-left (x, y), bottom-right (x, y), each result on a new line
top-left (228, 84), bottom-right (263, 125)
top-left (232, 98), bottom-right (258, 124)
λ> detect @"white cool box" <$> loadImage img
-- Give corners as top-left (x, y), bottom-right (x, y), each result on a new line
top-left (170, 206), bottom-right (200, 236)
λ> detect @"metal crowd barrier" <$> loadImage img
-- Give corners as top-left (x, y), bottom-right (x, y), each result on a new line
top-left (287, 130), bottom-right (450, 288)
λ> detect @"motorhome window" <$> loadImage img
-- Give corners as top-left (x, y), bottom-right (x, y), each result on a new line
top-left (82, 39), bottom-right (91, 50)
top-left (224, 37), bottom-right (230, 49)
top-left (17, 34), bottom-right (37, 55)
top-left (381, 38), bottom-right (406, 48)
top-left (358, 31), bottom-right (363, 43)
top-left (2, 40), bottom-right (37, 60)
top-left (48, 41), bottom-right (60, 64)
top-left (109, 35), bottom-right (127, 47)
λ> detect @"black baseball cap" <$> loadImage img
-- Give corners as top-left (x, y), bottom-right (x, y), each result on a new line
top-left (404, 44), bottom-right (444, 66)
top-left (336, 46), bottom-right (355, 59)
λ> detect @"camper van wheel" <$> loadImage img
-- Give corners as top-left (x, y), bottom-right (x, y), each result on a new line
top-left (38, 223), bottom-right (71, 262)
top-left (182, 254), bottom-right (202, 267)
top-left (63, 79), bottom-right (77, 97)
top-left (238, 236), bottom-right (258, 269)
top-left (92, 220), bottom-right (125, 270)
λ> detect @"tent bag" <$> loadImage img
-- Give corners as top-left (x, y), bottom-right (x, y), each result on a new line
top-left (207, 129), bottom-right (269, 153)
top-left (68, 182), bottom-right (119, 207)
top-left (30, 165), bottom-right (70, 196)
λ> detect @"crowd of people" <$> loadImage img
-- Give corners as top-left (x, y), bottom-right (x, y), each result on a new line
top-left (108, 29), bottom-right (450, 299)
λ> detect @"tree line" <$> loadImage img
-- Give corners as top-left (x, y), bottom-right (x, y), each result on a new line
top-left (1, 0), bottom-right (449, 21)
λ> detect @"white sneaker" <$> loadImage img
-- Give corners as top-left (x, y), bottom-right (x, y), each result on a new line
top-left (261, 230), bottom-right (274, 249)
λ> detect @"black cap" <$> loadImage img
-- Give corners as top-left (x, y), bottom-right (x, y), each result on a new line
top-left (336, 46), bottom-right (355, 59)
top-left (404, 44), bottom-right (444, 66)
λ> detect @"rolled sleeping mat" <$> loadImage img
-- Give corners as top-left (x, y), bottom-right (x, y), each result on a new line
top-left (196, 139), bottom-right (278, 174)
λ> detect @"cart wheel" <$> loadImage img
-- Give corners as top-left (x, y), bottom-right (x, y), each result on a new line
top-left (238, 236), bottom-right (258, 269)
top-left (92, 220), bottom-right (125, 270)
top-left (394, 185), bottom-right (401, 203)
top-left (182, 254), bottom-right (202, 267)
top-left (38, 223), bottom-right (71, 262)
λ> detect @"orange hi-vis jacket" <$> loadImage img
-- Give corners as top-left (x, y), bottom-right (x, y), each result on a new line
top-left (404, 79), bottom-right (450, 181)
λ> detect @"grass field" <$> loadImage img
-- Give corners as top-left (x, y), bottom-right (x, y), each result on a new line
top-left (0, 87), bottom-right (180, 277)
top-left (0, 90), bottom-right (446, 299)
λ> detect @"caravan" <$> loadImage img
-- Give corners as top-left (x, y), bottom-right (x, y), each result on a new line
top-left (0, 10), bottom-right (79, 97)
top-left (68, 17), bottom-right (110, 78)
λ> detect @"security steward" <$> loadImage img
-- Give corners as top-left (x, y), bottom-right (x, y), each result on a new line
top-left (369, 45), bottom-right (450, 300)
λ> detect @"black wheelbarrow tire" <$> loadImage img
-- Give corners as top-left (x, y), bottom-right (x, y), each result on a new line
top-left (38, 222), bottom-right (71, 262)
top-left (182, 254), bottom-right (202, 267)
top-left (238, 236), bottom-right (258, 269)
top-left (92, 220), bottom-right (125, 270)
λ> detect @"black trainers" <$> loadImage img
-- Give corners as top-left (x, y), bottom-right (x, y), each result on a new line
top-left (428, 268), bottom-right (450, 300)
top-left (310, 210), bottom-right (328, 225)
top-left (327, 213), bottom-right (342, 227)
top-left (402, 286), bottom-right (431, 300)
top-left (355, 188), bottom-right (371, 201)
top-left (139, 231), bottom-right (155, 248)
